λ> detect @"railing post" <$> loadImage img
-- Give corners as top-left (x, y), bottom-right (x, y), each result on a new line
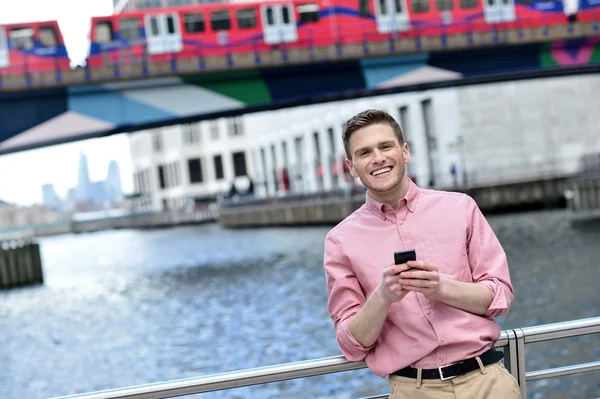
top-left (503, 329), bottom-right (520, 381)
top-left (514, 328), bottom-right (527, 398)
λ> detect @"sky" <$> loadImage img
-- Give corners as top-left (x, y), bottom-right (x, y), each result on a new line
top-left (0, 0), bottom-right (135, 207)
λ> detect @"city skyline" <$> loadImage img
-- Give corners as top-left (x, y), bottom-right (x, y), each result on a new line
top-left (0, 0), bottom-right (127, 207)
top-left (0, 134), bottom-right (133, 207)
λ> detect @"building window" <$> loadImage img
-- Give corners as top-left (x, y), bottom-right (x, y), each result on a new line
top-left (168, 0), bottom-right (192, 5)
top-left (153, 132), bottom-right (163, 153)
top-left (213, 155), bottom-right (224, 180)
top-left (184, 13), bottom-right (205, 33)
top-left (188, 158), bottom-right (204, 183)
top-left (232, 152), bottom-right (247, 177)
top-left (398, 106), bottom-right (411, 151)
top-left (298, 3), bottom-right (319, 23)
top-left (182, 124), bottom-right (201, 144)
top-left (210, 121), bottom-right (219, 140)
top-left (236, 8), bottom-right (257, 29)
top-left (172, 162), bottom-right (180, 187)
top-left (158, 165), bottom-right (166, 189)
top-left (136, 0), bottom-right (162, 8)
top-left (227, 117), bottom-right (244, 137)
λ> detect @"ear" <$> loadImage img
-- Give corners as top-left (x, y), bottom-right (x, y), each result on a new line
top-left (402, 142), bottom-right (411, 165)
top-left (345, 158), bottom-right (358, 178)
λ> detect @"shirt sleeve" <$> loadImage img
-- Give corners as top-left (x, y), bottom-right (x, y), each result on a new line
top-left (324, 232), bottom-right (375, 361)
top-left (465, 196), bottom-right (515, 319)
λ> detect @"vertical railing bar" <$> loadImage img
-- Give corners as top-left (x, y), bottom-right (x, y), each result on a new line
top-left (504, 329), bottom-right (519, 380)
top-left (514, 328), bottom-right (527, 398)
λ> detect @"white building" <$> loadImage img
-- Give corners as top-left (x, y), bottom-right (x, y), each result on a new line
top-left (127, 73), bottom-right (600, 213)
top-left (128, 89), bottom-right (463, 212)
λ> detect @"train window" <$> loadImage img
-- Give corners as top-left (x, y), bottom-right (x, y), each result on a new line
top-left (184, 13), bottom-right (205, 33)
top-left (236, 8), bottom-right (257, 29)
top-left (298, 4), bottom-right (319, 23)
top-left (9, 28), bottom-right (34, 50)
top-left (379, 0), bottom-right (388, 14)
top-left (411, 0), bottom-right (430, 12)
top-left (459, 0), bottom-right (478, 8)
top-left (95, 21), bottom-right (114, 43)
top-left (393, 0), bottom-right (403, 13)
top-left (149, 16), bottom-right (160, 35)
top-left (119, 18), bottom-right (141, 40)
top-left (211, 10), bottom-right (231, 31)
top-left (39, 26), bottom-right (58, 47)
top-left (166, 15), bottom-right (176, 34)
top-left (266, 7), bottom-right (275, 25)
top-left (282, 6), bottom-right (291, 24)
top-left (358, 0), bottom-right (371, 16)
top-left (436, 0), bottom-right (454, 10)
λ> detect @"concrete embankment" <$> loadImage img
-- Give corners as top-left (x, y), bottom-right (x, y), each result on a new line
top-left (220, 177), bottom-right (570, 228)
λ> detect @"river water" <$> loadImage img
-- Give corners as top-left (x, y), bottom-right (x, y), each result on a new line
top-left (1, 209), bottom-right (599, 399)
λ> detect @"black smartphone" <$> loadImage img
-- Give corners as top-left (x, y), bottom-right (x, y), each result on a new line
top-left (394, 249), bottom-right (416, 265)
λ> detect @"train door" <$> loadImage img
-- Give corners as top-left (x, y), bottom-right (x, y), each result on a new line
top-left (0, 27), bottom-right (8, 68)
top-left (374, 0), bottom-right (410, 34)
top-left (145, 13), bottom-right (183, 55)
top-left (261, 4), bottom-right (298, 44)
top-left (483, 0), bottom-right (515, 23)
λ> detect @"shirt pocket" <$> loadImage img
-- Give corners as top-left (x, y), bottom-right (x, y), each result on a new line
top-left (424, 236), bottom-right (468, 276)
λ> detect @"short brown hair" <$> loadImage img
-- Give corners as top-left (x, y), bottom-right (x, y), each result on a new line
top-left (342, 109), bottom-right (404, 160)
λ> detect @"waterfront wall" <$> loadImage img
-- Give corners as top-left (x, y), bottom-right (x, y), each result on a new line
top-left (0, 240), bottom-right (44, 289)
top-left (219, 176), bottom-right (570, 228)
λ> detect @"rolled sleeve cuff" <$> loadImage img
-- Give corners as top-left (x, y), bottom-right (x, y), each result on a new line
top-left (336, 318), bottom-right (375, 362)
top-left (479, 279), bottom-right (509, 318)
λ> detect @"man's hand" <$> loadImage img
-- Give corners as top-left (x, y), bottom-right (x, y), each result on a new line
top-left (397, 261), bottom-right (441, 299)
top-left (375, 262), bottom-right (411, 303)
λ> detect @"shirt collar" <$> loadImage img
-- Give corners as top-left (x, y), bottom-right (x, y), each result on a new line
top-left (365, 178), bottom-right (421, 220)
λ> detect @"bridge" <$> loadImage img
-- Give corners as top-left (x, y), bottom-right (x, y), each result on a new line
top-left (1, 17), bottom-right (600, 155)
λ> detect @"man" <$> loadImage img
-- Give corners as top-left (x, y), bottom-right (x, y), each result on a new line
top-left (323, 109), bottom-right (519, 398)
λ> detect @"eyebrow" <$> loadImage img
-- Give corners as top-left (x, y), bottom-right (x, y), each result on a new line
top-left (354, 140), bottom-right (397, 156)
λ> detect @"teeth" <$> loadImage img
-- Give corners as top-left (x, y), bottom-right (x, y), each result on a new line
top-left (372, 167), bottom-right (391, 176)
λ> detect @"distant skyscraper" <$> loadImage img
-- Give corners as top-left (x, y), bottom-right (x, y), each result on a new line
top-left (76, 152), bottom-right (91, 202)
top-left (41, 184), bottom-right (60, 209)
top-left (105, 160), bottom-right (124, 204)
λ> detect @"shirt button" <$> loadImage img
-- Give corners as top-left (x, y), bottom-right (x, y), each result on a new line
top-left (426, 310), bottom-right (431, 315)
top-left (398, 221), bottom-right (403, 225)
top-left (439, 358), bottom-right (444, 363)
top-left (440, 338), bottom-right (446, 344)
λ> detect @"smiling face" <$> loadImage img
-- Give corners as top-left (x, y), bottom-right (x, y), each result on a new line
top-left (345, 123), bottom-right (411, 204)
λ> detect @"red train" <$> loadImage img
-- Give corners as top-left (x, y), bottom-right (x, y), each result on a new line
top-left (84, 0), bottom-right (599, 67)
top-left (0, 20), bottom-right (70, 76)
top-left (0, 0), bottom-right (598, 76)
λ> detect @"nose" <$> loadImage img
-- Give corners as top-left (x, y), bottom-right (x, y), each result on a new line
top-left (372, 149), bottom-right (386, 164)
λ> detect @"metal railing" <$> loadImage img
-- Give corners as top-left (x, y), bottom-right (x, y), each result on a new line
top-left (50, 316), bottom-right (600, 399)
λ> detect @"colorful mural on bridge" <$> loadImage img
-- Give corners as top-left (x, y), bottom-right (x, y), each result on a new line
top-left (1, 37), bottom-right (600, 154)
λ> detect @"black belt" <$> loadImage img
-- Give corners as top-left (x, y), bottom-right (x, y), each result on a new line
top-left (392, 348), bottom-right (504, 380)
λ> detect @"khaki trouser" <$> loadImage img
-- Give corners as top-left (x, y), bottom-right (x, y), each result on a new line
top-left (388, 362), bottom-right (521, 399)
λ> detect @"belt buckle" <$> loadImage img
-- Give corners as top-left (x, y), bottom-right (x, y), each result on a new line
top-left (438, 363), bottom-right (458, 381)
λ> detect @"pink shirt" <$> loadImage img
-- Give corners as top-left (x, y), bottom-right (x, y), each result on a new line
top-left (323, 180), bottom-right (514, 377)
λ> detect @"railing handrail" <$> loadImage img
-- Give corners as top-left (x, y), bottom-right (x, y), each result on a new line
top-left (48, 317), bottom-right (600, 399)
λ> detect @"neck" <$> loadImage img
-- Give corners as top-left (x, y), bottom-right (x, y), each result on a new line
top-left (368, 176), bottom-right (411, 210)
